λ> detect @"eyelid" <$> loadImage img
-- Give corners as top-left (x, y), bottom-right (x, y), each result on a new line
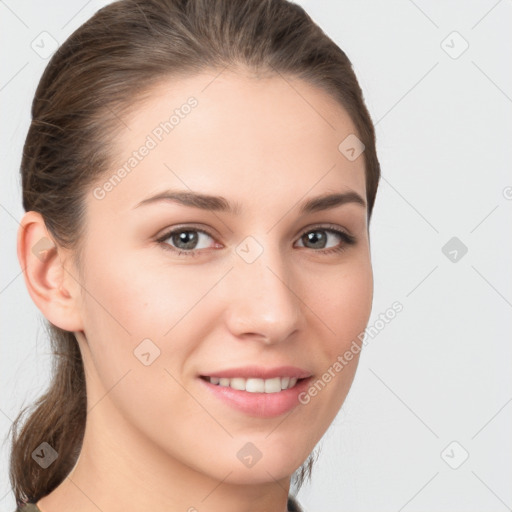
top-left (155, 223), bottom-right (218, 243)
top-left (297, 222), bottom-right (354, 239)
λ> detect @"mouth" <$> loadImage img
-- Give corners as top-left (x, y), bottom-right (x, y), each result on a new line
top-left (198, 373), bottom-right (314, 418)
top-left (197, 365), bottom-right (313, 417)
top-left (199, 375), bottom-right (307, 393)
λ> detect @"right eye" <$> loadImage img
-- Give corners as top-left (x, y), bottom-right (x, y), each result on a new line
top-left (156, 227), bottom-right (219, 257)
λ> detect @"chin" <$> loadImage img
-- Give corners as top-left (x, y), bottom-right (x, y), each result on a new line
top-left (216, 463), bottom-right (298, 485)
top-left (217, 444), bottom-right (307, 485)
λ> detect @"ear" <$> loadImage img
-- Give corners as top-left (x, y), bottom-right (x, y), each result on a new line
top-left (17, 211), bottom-right (84, 332)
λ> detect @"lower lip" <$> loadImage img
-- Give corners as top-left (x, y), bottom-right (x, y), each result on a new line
top-left (198, 376), bottom-right (313, 418)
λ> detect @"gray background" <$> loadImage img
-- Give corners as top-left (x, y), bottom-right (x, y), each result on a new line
top-left (1, 1), bottom-right (511, 511)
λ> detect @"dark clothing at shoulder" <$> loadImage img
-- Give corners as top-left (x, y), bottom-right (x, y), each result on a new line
top-left (288, 495), bottom-right (304, 511)
top-left (13, 503), bottom-right (40, 512)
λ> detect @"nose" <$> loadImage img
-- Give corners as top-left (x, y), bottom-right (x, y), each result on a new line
top-left (223, 242), bottom-right (302, 345)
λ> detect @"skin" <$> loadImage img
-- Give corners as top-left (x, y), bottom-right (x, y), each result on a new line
top-left (18, 68), bottom-right (373, 512)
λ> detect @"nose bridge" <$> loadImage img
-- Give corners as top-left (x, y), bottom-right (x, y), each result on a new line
top-left (225, 235), bottom-right (301, 342)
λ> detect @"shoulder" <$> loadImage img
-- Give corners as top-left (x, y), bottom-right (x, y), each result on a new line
top-left (287, 495), bottom-right (304, 512)
top-left (16, 499), bottom-right (300, 512)
top-left (13, 503), bottom-right (40, 512)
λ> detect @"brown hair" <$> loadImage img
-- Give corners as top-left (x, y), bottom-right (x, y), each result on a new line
top-left (8, 0), bottom-right (381, 505)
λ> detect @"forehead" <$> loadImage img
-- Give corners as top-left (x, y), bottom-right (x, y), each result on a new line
top-left (92, 70), bottom-right (366, 216)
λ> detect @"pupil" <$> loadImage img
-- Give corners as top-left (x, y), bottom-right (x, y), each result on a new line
top-left (305, 231), bottom-right (326, 249)
top-left (174, 231), bottom-right (198, 250)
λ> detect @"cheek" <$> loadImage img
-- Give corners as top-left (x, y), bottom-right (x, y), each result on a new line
top-left (82, 249), bottom-right (207, 339)
top-left (307, 258), bottom-right (373, 353)
top-left (77, 251), bottom-right (188, 384)
top-left (78, 248), bottom-right (231, 397)
top-left (301, 265), bottom-right (372, 411)
top-left (78, 250), bottom-right (205, 429)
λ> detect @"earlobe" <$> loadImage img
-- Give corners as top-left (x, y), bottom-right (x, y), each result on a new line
top-left (17, 211), bottom-right (84, 332)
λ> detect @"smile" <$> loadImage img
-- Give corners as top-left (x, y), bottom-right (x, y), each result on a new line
top-left (201, 376), bottom-right (300, 393)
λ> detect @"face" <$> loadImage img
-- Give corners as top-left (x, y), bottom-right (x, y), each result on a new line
top-left (72, 69), bottom-right (373, 484)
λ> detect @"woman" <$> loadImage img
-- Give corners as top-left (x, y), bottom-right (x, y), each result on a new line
top-left (9, 0), bottom-right (381, 510)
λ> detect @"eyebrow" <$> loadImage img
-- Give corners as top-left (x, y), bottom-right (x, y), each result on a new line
top-left (133, 189), bottom-right (366, 215)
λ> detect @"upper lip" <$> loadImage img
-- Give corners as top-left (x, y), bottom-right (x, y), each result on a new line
top-left (200, 365), bottom-right (312, 380)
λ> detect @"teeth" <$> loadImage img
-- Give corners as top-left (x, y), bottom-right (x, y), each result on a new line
top-left (206, 376), bottom-right (300, 393)
top-left (230, 377), bottom-right (246, 391)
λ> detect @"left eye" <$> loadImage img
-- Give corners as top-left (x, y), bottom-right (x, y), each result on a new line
top-left (296, 228), bottom-right (347, 250)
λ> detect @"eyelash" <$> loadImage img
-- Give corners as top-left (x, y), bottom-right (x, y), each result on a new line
top-left (155, 224), bottom-right (357, 258)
